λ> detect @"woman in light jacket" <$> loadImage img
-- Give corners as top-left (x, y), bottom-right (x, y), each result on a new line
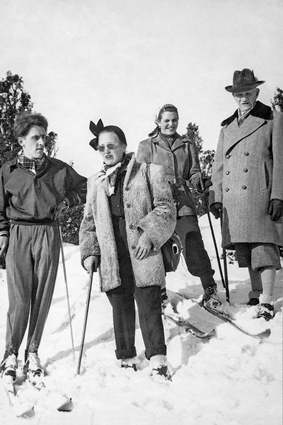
top-left (79, 120), bottom-right (176, 380)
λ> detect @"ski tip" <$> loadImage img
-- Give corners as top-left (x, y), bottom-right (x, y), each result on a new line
top-left (15, 405), bottom-right (35, 418)
top-left (58, 397), bottom-right (73, 412)
top-left (258, 328), bottom-right (271, 339)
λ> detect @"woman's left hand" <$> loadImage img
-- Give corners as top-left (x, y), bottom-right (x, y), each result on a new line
top-left (135, 232), bottom-right (152, 260)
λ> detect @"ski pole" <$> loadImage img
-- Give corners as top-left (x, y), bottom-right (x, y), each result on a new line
top-left (203, 194), bottom-right (226, 289)
top-left (220, 214), bottom-right (230, 302)
top-left (77, 270), bottom-right (94, 375)
top-left (58, 224), bottom-right (76, 361)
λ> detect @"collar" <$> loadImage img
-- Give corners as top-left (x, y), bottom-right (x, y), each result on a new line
top-left (221, 101), bottom-right (272, 127)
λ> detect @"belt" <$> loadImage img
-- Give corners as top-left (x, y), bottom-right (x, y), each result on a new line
top-left (10, 219), bottom-right (56, 226)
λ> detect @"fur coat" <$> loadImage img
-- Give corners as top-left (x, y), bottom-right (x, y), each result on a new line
top-left (210, 101), bottom-right (283, 248)
top-left (79, 154), bottom-right (176, 292)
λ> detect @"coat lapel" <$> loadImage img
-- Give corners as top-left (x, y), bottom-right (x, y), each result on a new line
top-left (224, 114), bottom-right (267, 155)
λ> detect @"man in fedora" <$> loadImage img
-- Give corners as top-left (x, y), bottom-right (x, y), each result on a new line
top-left (209, 68), bottom-right (283, 320)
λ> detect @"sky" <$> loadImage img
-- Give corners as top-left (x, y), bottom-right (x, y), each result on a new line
top-left (0, 0), bottom-right (283, 177)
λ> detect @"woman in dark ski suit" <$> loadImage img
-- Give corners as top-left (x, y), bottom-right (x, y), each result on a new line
top-left (136, 104), bottom-right (221, 309)
top-left (79, 121), bottom-right (176, 380)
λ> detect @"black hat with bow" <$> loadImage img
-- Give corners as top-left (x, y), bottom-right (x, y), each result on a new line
top-left (89, 119), bottom-right (127, 150)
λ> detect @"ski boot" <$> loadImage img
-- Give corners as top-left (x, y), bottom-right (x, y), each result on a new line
top-left (121, 358), bottom-right (137, 371)
top-left (0, 353), bottom-right (18, 385)
top-left (25, 352), bottom-right (44, 387)
top-left (256, 303), bottom-right (274, 321)
top-left (150, 355), bottom-right (172, 381)
top-left (201, 285), bottom-right (222, 310)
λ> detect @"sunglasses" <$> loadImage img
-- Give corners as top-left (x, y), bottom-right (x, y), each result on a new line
top-left (97, 144), bottom-right (120, 152)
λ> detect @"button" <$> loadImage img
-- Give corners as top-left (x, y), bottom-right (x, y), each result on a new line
top-left (126, 203), bottom-right (131, 208)
top-left (131, 245), bottom-right (136, 250)
top-left (243, 168), bottom-right (248, 172)
top-left (129, 224), bottom-right (135, 229)
top-left (242, 185), bottom-right (247, 190)
top-left (225, 188), bottom-right (229, 192)
top-left (226, 171), bottom-right (230, 175)
top-left (244, 152), bottom-right (249, 156)
top-left (226, 154), bottom-right (231, 159)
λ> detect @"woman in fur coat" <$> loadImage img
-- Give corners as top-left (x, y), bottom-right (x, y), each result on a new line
top-left (79, 121), bottom-right (176, 380)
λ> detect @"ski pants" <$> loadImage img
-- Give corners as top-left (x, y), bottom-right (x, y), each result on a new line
top-left (106, 216), bottom-right (166, 361)
top-left (5, 222), bottom-right (60, 356)
top-left (175, 215), bottom-right (215, 290)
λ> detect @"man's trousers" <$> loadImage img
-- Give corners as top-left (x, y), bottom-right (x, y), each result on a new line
top-left (5, 222), bottom-right (60, 356)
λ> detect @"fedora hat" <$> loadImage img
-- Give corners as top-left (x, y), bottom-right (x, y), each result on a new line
top-left (225, 68), bottom-right (265, 93)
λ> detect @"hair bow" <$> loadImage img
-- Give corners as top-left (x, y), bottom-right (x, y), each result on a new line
top-left (89, 119), bottom-right (104, 150)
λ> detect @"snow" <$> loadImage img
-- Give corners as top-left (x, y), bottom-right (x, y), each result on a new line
top-left (0, 215), bottom-right (282, 425)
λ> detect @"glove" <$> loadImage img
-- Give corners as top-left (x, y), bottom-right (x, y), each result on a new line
top-left (190, 173), bottom-right (204, 192)
top-left (83, 255), bottom-right (100, 273)
top-left (203, 177), bottom-right (212, 189)
top-left (268, 199), bottom-right (283, 221)
top-left (210, 202), bottom-right (223, 219)
top-left (53, 199), bottom-right (69, 219)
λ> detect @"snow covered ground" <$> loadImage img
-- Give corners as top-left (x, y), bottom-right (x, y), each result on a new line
top-left (0, 215), bottom-right (282, 425)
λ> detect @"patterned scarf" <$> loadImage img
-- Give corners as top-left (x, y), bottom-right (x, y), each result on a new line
top-left (18, 152), bottom-right (46, 174)
top-left (98, 155), bottom-right (128, 196)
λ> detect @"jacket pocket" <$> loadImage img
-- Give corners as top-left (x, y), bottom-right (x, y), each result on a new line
top-left (258, 161), bottom-right (270, 190)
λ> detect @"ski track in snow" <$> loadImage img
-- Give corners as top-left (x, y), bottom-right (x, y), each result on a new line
top-left (0, 215), bottom-right (282, 425)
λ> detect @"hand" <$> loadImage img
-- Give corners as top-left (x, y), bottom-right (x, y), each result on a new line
top-left (83, 255), bottom-right (100, 273)
top-left (135, 232), bottom-right (152, 260)
top-left (191, 173), bottom-right (204, 192)
top-left (203, 177), bottom-right (212, 189)
top-left (268, 199), bottom-right (283, 221)
top-left (210, 202), bottom-right (223, 219)
top-left (53, 200), bottom-right (68, 220)
top-left (0, 235), bottom-right (8, 257)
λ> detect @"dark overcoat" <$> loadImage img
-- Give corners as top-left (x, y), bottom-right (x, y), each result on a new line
top-left (210, 101), bottom-right (283, 248)
top-left (79, 154), bottom-right (176, 292)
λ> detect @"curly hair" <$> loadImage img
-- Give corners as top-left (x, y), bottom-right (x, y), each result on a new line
top-left (14, 112), bottom-right (48, 138)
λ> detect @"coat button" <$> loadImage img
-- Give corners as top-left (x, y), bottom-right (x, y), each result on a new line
top-left (131, 245), bottom-right (136, 250)
top-left (129, 224), bottom-right (134, 229)
top-left (226, 154), bottom-right (231, 159)
top-left (225, 187), bottom-right (229, 192)
top-left (244, 152), bottom-right (249, 156)
top-left (242, 185), bottom-right (247, 190)
top-left (226, 171), bottom-right (230, 175)
top-left (243, 168), bottom-right (248, 172)
top-left (126, 203), bottom-right (131, 208)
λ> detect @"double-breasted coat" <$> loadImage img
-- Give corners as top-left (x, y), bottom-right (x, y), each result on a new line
top-left (79, 154), bottom-right (176, 292)
top-left (210, 101), bottom-right (283, 248)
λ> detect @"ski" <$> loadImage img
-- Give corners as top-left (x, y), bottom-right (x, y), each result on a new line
top-left (175, 292), bottom-right (271, 340)
top-left (1, 378), bottom-right (34, 418)
top-left (164, 313), bottom-right (216, 340)
top-left (57, 396), bottom-right (73, 412)
top-left (25, 378), bottom-right (73, 412)
top-left (202, 304), bottom-right (271, 339)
